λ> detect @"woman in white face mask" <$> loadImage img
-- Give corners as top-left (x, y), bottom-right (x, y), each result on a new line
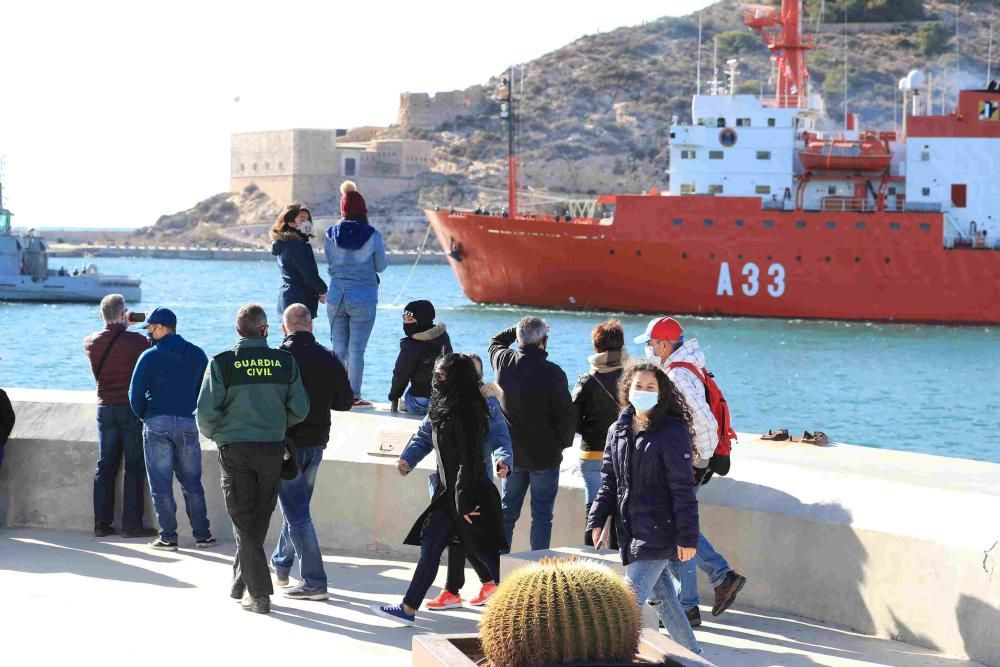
top-left (586, 361), bottom-right (703, 655)
top-left (269, 203), bottom-right (328, 320)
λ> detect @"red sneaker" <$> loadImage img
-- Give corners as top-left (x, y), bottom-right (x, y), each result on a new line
top-left (425, 590), bottom-right (463, 610)
top-left (352, 397), bottom-right (373, 408)
top-left (469, 582), bottom-right (497, 607)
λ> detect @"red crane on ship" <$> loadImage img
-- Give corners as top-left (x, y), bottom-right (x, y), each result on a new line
top-left (744, 1), bottom-right (815, 108)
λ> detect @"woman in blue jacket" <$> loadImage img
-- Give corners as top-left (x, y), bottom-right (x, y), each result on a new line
top-left (270, 204), bottom-right (327, 319)
top-left (587, 361), bottom-right (702, 655)
top-left (395, 353), bottom-right (512, 609)
top-left (324, 181), bottom-right (387, 407)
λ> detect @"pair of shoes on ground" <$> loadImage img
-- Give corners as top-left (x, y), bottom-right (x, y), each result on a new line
top-left (656, 571), bottom-right (747, 631)
top-left (149, 536), bottom-right (217, 551)
top-left (761, 429), bottom-right (829, 446)
top-left (425, 583), bottom-right (497, 610)
top-left (233, 579), bottom-right (328, 603)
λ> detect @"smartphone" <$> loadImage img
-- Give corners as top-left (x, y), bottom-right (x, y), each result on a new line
top-left (128, 311), bottom-right (146, 323)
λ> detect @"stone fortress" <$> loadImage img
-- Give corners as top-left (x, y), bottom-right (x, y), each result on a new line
top-left (229, 86), bottom-right (493, 208)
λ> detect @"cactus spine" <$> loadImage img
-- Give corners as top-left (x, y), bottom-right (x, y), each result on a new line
top-left (479, 557), bottom-right (641, 667)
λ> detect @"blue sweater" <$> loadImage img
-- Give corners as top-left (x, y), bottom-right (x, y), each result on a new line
top-left (129, 333), bottom-right (209, 420)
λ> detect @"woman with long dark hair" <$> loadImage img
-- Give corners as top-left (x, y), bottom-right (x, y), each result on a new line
top-left (269, 204), bottom-right (327, 319)
top-left (587, 360), bottom-right (702, 654)
top-left (373, 353), bottom-right (506, 625)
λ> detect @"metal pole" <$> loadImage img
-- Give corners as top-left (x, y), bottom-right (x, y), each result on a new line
top-left (696, 12), bottom-right (703, 95)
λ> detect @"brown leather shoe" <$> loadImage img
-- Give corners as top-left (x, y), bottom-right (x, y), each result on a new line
top-left (712, 571), bottom-right (747, 616)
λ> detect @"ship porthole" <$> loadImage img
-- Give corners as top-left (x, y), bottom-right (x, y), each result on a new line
top-left (609, 249), bottom-right (616, 255)
top-left (738, 254), bottom-right (744, 260)
top-left (884, 257), bottom-right (891, 264)
top-left (636, 250), bottom-right (642, 256)
top-left (682, 252), bottom-right (688, 259)
top-left (855, 257), bottom-right (861, 263)
top-left (796, 255), bottom-right (802, 262)
top-left (825, 256), bottom-right (831, 262)
top-left (709, 253), bottom-right (716, 260)
top-left (767, 255), bottom-right (773, 261)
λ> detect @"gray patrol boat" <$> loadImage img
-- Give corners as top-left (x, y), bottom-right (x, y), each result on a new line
top-left (0, 182), bottom-right (141, 303)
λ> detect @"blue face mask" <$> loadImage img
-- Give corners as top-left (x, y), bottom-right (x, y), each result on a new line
top-left (629, 389), bottom-right (659, 413)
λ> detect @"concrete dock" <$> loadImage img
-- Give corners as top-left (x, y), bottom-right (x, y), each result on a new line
top-left (0, 529), bottom-right (982, 666)
top-left (2, 389), bottom-right (998, 665)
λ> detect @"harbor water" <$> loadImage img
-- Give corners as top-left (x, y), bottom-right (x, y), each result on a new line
top-left (0, 257), bottom-right (996, 464)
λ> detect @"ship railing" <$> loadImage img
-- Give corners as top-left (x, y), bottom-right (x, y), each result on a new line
top-left (904, 202), bottom-right (943, 213)
top-left (813, 200), bottom-right (879, 213)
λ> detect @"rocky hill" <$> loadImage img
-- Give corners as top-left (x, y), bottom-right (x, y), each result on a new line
top-left (151, 0), bottom-right (997, 248)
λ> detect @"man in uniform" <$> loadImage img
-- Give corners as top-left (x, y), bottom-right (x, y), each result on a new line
top-left (197, 304), bottom-right (309, 614)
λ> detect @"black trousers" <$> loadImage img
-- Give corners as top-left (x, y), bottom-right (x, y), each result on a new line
top-left (445, 545), bottom-right (495, 594)
top-left (219, 442), bottom-right (284, 598)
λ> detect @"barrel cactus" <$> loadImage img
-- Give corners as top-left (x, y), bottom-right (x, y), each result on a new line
top-left (479, 557), bottom-right (641, 667)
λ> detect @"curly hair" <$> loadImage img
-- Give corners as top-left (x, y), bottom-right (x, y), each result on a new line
top-left (429, 353), bottom-right (489, 441)
top-left (617, 360), bottom-right (694, 440)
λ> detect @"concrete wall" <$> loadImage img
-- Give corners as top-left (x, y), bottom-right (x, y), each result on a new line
top-left (1, 389), bottom-right (997, 665)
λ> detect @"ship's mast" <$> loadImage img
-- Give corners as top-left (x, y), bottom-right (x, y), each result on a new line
top-left (745, 0), bottom-right (813, 108)
top-left (500, 67), bottom-right (518, 216)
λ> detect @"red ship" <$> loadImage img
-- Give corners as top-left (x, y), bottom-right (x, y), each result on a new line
top-left (425, 0), bottom-right (1000, 324)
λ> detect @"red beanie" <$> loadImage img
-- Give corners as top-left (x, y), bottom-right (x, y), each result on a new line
top-left (340, 181), bottom-right (367, 219)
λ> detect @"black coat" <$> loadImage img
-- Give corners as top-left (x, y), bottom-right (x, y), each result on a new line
top-left (279, 331), bottom-right (353, 447)
top-left (388, 324), bottom-right (452, 401)
top-left (272, 231), bottom-right (328, 319)
top-left (0, 389), bottom-right (14, 444)
top-left (572, 357), bottom-right (625, 453)
top-left (489, 327), bottom-right (575, 470)
top-left (404, 415), bottom-right (507, 555)
top-left (587, 406), bottom-right (699, 566)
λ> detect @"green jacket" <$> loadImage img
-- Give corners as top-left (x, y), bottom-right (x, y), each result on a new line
top-left (196, 337), bottom-right (309, 446)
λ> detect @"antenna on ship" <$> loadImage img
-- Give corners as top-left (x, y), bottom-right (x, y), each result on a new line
top-left (696, 11), bottom-right (703, 95)
top-left (712, 36), bottom-right (719, 95)
top-left (843, 7), bottom-right (848, 129)
top-left (500, 66), bottom-right (518, 217)
top-left (987, 20), bottom-right (994, 86)
top-left (954, 0), bottom-right (961, 107)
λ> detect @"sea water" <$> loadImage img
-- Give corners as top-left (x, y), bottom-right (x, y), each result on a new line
top-left (0, 257), bottom-right (997, 464)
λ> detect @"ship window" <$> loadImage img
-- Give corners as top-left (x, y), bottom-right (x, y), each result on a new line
top-left (755, 185), bottom-right (771, 194)
top-left (921, 187), bottom-right (930, 196)
top-left (734, 219), bottom-right (745, 227)
top-left (763, 220), bottom-right (775, 228)
top-left (920, 223), bottom-right (931, 231)
top-left (756, 151), bottom-right (771, 160)
top-left (796, 220), bottom-right (807, 228)
top-left (708, 184), bottom-right (724, 194)
top-left (768, 117), bottom-right (776, 127)
top-left (826, 221), bottom-right (836, 229)
top-left (704, 219), bottom-right (714, 226)
top-left (673, 218), bottom-right (683, 226)
top-left (889, 222), bottom-right (901, 230)
top-left (856, 221), bottom-right (866, 229)
top-left (888, 186), bottom-right (897, 195)
top-left (921, 151), bottom-right (930, 162)
top-left (681, 183), bottom-right (696, 194)
top-left (828, 185), bottom-right (837, 195)
top-left (709, 150), bottom-right (724, 160)
top-left (680, 150), bottom-right (696, 159)
top-left (717, 117), bottom-right (726, 128)
top-left (736, 118), bottom-right (751, 127)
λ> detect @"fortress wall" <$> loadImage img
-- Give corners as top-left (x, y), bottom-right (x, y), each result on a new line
top-left (1, 389), bottom-right (997, 665)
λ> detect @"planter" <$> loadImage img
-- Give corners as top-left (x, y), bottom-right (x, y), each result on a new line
top-left (412, 629), bottom-right (715, 667)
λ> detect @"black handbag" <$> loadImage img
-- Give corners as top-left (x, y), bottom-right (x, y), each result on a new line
top-left (280, 438), bottom-right (300, 480)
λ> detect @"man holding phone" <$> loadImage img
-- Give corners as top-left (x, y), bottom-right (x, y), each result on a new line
top-left (83, 294), bottom-right (156, 538)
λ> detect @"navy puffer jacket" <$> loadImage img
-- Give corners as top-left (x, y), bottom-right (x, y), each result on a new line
top-left (587, 405), bottom-right (699, 565)
top-left (271, 230), bottom-right (328, 319)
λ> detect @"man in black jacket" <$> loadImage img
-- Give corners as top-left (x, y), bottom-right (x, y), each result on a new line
top-left (0, 387), bottom-right (14, 469)
top-left (272, 304), bottom-right (353, 600)
top-left (489, 317), bottom-right (575, 551)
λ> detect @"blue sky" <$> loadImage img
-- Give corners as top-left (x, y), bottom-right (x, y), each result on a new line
top-left (1, 0), bottom-right (716, 229)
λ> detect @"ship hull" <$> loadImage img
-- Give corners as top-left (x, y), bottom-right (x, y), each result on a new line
top-left (0, 274), bottom-right (141, 303)
top-left (425, 195), bottom-right (1000, 324)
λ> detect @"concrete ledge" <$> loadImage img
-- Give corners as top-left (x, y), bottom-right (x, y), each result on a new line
top-left (1, 388), bottom-right (998, 665)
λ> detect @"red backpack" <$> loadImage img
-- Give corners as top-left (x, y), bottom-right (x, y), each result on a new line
top-left (668, 362), bottom-right (738, 466)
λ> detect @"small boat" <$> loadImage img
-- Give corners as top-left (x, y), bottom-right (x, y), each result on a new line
top-left (0, 182), bottom-right (141, 303)
top-left (799, 131), bottom-right (892, 172)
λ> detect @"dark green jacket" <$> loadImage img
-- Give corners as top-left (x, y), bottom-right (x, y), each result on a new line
top-left (196, 337), bottom-right (309, 446)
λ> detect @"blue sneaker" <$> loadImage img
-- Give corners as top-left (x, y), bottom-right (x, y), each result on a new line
top-left (371, 603), bottom-right (415, 626)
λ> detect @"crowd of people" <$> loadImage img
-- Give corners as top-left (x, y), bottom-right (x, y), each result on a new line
top-left (0, 179), bottom-right (748, 654)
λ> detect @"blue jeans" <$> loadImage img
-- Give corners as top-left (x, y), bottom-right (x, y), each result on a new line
top-left (579, 458), bottom-right (603, 506)
top-left (668, 532), bottom-right (731, 610)
top-left (404, 389), bottom-right (430, 416)
top-left (626, 559), bottom-right (702, 655)
top-left (142, 415), bottom-right (211, 543)
top-left (0, 441), bottom-right (5, 468)
top-left (95, 404), bottom-right (147, 529)
top-left (328, 298), bottom-right (377, 398)
top-left (271, 446), bottom-right (327, 591)
top-left (500, 466), bottom-right (560, 552)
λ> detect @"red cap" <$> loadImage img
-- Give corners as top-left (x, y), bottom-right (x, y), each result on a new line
top-left (633, 316), bottom-right (684, 344)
